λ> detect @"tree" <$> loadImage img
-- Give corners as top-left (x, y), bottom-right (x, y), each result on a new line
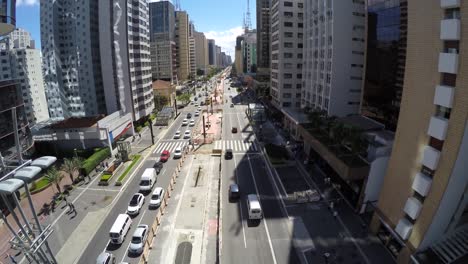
top-left (330, 122), bottom-right (348, 146)
top-left (154, 94), bottom-right (169, 111)
top-left (347, 127), bottom-right (368, 155)
top-left (307, 109), bottom-right (326, 130)
top-left (176, 93), bottom-right (191, 104)
top-left (44, 167), bottom-right (63, 194)
top-left (61, 157), bottom-right (82, 184)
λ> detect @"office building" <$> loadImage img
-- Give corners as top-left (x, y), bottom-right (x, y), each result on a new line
top-left (188, 22), bottom-right (197, 78)
top-left (256, 0), bottom-right (271, 75)
top-left (270, 0), bottom-right (304, 109)
top-left (216, 45), bottom-right (222, 67)
top-left (0, 80), bottom-right (33, 160)
top-left (242, 30), bottom-right (257, 73)
top-left (149, 0), bottom-right (176, 82)
top-left (370, 1), bottom-right (468, 263)
top-left (208, 39), bottom-right (216, 66)
top-left (361, 0), bottom-right (407, 131)
top-left (301, 0), bottom-right (366, 117)
top-left (41, 0), bottom-right (106, 119)
top-left (175, 11), bottom-right (191, 81)
top-left (234, 36), bottom-right (244, 75)
top-left (194, 31), bottom-right (209, 74)
top-left (1, 27), bottom-right (35, 49)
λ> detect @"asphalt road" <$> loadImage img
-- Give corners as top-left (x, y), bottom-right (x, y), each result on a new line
top-left (77, 96), bottom-right (205, 263)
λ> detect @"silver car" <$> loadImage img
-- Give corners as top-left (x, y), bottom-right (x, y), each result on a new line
top-left (96, 252), bottom-right (115, 264)
top-left (129, 224), bottom-right (149, 255)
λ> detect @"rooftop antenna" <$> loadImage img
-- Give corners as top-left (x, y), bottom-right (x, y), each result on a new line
top-left (245, 0), bottom-right (252, 31)
top-left (175, 0), bottom-right (181, 11)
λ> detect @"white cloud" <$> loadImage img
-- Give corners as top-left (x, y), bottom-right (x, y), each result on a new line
top-left (204, 26), bottom-right (244, 58)
top-left (16, 0), bottom-right (39, 6)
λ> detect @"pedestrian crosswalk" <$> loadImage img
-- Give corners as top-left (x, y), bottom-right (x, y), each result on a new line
top-left (214, 140), bottom-right (258, 152)
top-left (153, 141), bottom-right (189, 154)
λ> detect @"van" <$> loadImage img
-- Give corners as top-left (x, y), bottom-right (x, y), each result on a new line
top-left (109, 214), bottom-right (132, 244)
top-left (247, 194), bottom-right (263, 220)
top-left (139, 168), bottom-right (157, 193)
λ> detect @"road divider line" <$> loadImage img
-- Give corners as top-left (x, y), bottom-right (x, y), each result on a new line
top-left (120, 210), bottom-right (147, 263)
top-left (246, 155), bottom-right (278, 264)
top-left (233, 155), bottom-right (247, 248)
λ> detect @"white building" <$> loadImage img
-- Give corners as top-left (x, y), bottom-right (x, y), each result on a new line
top-left (1, 27), bottom-right (35, 49)
top-left (301, 0), bottom-right (366, 117)
top-left (270, 0), bottom-right (304, 109)
top-left (0, 29), bottom-right (49, 125)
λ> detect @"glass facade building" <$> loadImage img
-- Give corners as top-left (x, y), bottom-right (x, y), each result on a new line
top-left (362, 0), bottom-right (407, 131)
top-left (149, 0), bottom-right (175, 41)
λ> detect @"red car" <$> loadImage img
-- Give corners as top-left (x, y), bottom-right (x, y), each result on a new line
top-left (159, 150), bottom-right (170, 162)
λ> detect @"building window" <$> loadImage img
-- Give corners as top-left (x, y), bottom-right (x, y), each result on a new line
top-left (284, 42), bottom-right (293, 48)
top-left (282, 102), bottom-right (292, 107)
top-left (284, 1), bottom-right (293, 7)
top-left (284, 32), bottom-right (293, 38)
top-left (284, 22), bottom-right (293, 27)
top-left (298, 3), bottom-right (303, 8)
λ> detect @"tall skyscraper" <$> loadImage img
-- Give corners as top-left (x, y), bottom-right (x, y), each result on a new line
top-left (215, 45), bottom-right (222, 67)
top-left (270, 0), bottom-right (304, 109)
top-left (208, 39), bottom-right (216, 66)
top-left (301, 0), bottom-right (366, 117)
top-left (188, 22), bottom-right (197, 78)
top-left (149, 0), bottom-right (176, 82)
top-left (256, 0), bottom-right (271, 75)
top-left (370, 1), bottom-right (468, 263)
top-left (242, 30), bottom-right (257, 73)
top-left (175, 11), bottom-right (191, 81)
top-left (41, 0), bottom-right (105, 119)
top-left (194, 31), bottom-right (209, 73)
top-left (361, 0), bottom-right (407, 131)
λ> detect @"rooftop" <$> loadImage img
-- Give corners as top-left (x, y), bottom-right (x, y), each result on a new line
top-left (338, 115), bottom-right (385, 132)
top-left (46, 115), bottom-right (105, 129)
top-left (152, 80), bottom-right (172, 90)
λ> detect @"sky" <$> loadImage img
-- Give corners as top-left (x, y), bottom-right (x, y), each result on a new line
top-left (15, 0), bottom-right (255, 57)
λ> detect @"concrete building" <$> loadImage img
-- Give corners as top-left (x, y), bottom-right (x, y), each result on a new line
top-left (370, 1), bottom-right (468, 263)
top-left (208, 39), bottom-right (216, 66)
top-left (361, 0), bottom-right (407, 132)
top-left (152, 79), bottom-right (175, 110)
top-left (175, 11), bottom-right (191, 81)
top-left (256, 0), bottom-right (271, 76)
top-left (234, 36), bottom-right (244, 75)
top-left (1, 27), bottom-right (35, 49)
top-left (301, 0), bottom-right (366, 117)
top-left (0, 48), bottom-right (50, 124)
top-left (188, 22), bottom-right (197, 78)
top-left (215, 45), bottom-right (222, 67)
top-left (149, 0), bottom-right (176, 82)
top-left (41, 0), bottom-right (106, 119)
top-left (242, 30), bottom-right (257, 73)
top-left (270, 0), bottom-right (304, 109)
top-left (194, 31), bottom-right (209, 74)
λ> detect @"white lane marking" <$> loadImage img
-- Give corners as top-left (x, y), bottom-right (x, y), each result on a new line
top-left (246, 155), bottom-right (278, 264)
top-left (75, 187), bottom-right (120, 192)
top-left (120, 209), bottom-right (147, 263)
top-left (233, 154), bottom-right (247, 248)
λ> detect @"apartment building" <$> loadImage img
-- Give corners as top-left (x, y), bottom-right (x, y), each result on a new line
top-left (270, 0), bottom-right (304, 109)
top-left (242, 30), bottom-right (257, 73)
top-left (256, 0), bottom-right (271, 76)
top-left (149, 0), bottom-right (176, 82)
top-left (370, 1), bottom-right (468, 263)
top-left (215, 45), bottom-right (222, 67)
top-left (361, 0), bottom-right (407, 131)
top-left (301, 0), bottom-right (366, 117)
top-left (41, 0), bottom-right (105, 119)
top-left (188, 22), bottom-right (197, 78)
top-left (194, 31), bottom-right (209, 73)
top-left (175, 11), bottom-right (191, 81)
top-left (1, 28), bottom-right (35, 49)
top-left (208, 39), bottom-right (216, 66)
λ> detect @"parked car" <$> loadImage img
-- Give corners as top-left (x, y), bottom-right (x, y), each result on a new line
top-left (127, 193), bottom-right (145, 216)
top-left (184, 130), bottom-right (191, 139)
top-left (231, 127), bottom-right (238, 133)
top-left (229, 184), bottom-right (240, 200)
top-left (159, 150), bottom-right (170, 162)
top-left (194, 111), bottom-right (200, 117)
top-left (96, 252), bottom-right (115, 264)
top-left (186, 113), bottom-right (192, 118)
top-left (224, 149), bottom-right (233, 160)
top-left (128, 224), bottom-right (149, 255)
top-left (149, 187), bottom-right (165, 208)
top-left (173, 130), bottom-right (181, 139)
top-left (182, 119), bottom-right (188, 126)
top-left (189, 119), bottom-right (195, 126)
top-left (174, 147), bottom-right (182, 159)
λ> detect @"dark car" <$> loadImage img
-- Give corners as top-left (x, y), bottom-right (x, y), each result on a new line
top-left (224, 149), bottom-right (233, 160)
top-left (231, 127), bottom-right (238, 133)
top-left (229, 184), bottom-right (240, 200)
top-left (186, 113), bottom-right (192, 119)
top-left (200, 101), bottom-right (205, 106)
top-left (153, 161), bottom-right (163, 174)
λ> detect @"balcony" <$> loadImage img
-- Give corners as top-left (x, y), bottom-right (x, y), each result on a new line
top-left (412, 172), bottom-right (432, 197)
top-left (438, 52), bottom-right (459, 74)
top-left (422, 146), bottom-right (441, 171)
top-left (395, 218), bottom-right (413, 240)
top-left (441, 0), bottom-right (460, 8)
top-left (403, 197), bottom-right (423, 220)
top-left (427, 116), bottom-right (449, 141)
top-left (440, 19), bottom-right (460, 40)
top-left (434, 85), bottom-right (455, 108)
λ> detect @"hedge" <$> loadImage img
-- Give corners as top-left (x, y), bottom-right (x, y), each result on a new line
top-left (116, 155), bottom-right (141, 184)
top-left (80, 148), bottom-right (111, 176)
top-left (29, 177), bottom-right (51, 193)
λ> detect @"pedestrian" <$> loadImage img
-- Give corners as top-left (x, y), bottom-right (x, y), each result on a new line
top-left (139, 133), bottom-right (141, 138)
top-left (7, 254), bottom-right (17, 264)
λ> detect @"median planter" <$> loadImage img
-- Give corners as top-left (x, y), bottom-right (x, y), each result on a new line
top-left (97, 161), bottom-right (122, 186)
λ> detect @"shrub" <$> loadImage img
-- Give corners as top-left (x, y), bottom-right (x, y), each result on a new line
top-left (135, 126), bottom-right (143, 133)
top-left (144, 121), bottom-right (150, 127)
top-left (80, 148), bottom-right (110, 176)
top-left (116, 155), bottom-right (141, 184)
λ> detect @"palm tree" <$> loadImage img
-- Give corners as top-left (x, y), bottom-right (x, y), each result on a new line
top-left (307, 109), bottom-right (325, 130)
top-left (61, 157), bottom-right (83, 184)
top-left (330, 122), bottom-right (347, 146)
top-left (44, 167), bottom-right (63, 194)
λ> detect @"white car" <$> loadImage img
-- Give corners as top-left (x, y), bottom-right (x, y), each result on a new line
top-left (174, 147), bottom-right (182, 159)
top-left (194, 111), bottom-right (200, 117)
top-left (173, 130), bottom-right (181, 139)
top-left (150, 187), bottom-right (165, 208)
top-left (128, 224), bottom-right (149, 255)
top-left (127, 193), bottom-right (145, 216)
top-left (194, 103), bottom-right (199, 107)
top-left (182, 119), bottom-right (188, 126)
top-left (197, 106), bottom-right (202, 111)
top-left (183, 130), bottom-right (191, 139)
top-left (189, 119), bottom-right (195, 126)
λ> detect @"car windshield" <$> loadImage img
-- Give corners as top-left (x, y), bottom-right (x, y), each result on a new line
top-left (129, 196), bottom-right (139, 206)
top-left (131, 236), bottom-right (142, 244)
top-left (152, 194), bottom-right (160, 200)
top-left (110, 232), bottom-right (119, 238)
top-left (140, 180), bottom-right (150, 186)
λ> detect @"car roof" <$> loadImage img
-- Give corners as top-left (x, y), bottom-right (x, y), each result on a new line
top-left (96, 252), bottom-right (111, 263)
top-left (226, 149), bottom-right (233, 152)
top-left (175, 146), bottom-right (182, 151)
top-left (162, 150), bottom-right (169, 154)
top-left (152, 187), bottom-right (163, 194)
top-left (230, 184), bottom-right (239, 192)
top-left (133, 225), bottom-right (148, 238)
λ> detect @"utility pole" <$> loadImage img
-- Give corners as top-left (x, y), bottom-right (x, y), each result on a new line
top-left (202, 115), bottom-right (206, 139)
top-left (174, 98), bottom-right (178, 117)
top-left (148, 118), bottom-right (155, 145)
